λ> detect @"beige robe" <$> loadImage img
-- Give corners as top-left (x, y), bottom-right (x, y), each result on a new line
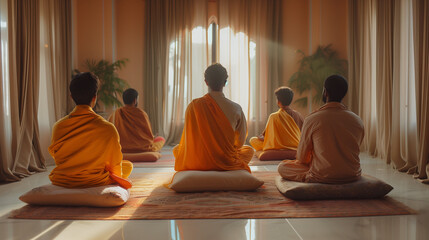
top-left (278, 102), bottom-right (364, 183)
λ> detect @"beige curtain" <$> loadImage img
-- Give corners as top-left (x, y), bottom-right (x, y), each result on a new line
top-left (38, 0), bottom-right (72, 164)
top-left (347, 0), bottom-right (377, 153)
top-left (219, 0), bottom-right (281, 139)
top-left (413, 0), bottom-right (429, 183)
top-left (349, 0), bottom-right (429, 183)
top-left (143, 0), bottom-right (208, 144)
top-left (0, 0), bottom-right (45, 182)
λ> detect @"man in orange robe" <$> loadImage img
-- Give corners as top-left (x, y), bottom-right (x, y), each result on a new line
top-left (49, 72), bottom-right (133, 189)
top-left (174, 63), bottom-right (254, 172)
top-left (109, 88), bottom-right (165, 153)
top-left (278, 75), bottom-right (364, 183)
top-left (249, 87), bottom-right (303, 155)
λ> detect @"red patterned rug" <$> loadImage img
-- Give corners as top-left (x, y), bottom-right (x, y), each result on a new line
top-left (133, 154), bottom-right (280, 168)
top-left (10, 172), bottom-right (415, 220)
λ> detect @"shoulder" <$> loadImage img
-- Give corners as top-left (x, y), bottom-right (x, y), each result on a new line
top-left (52, 115), bottom-right (70, 132)
top-left (94, 115), bottom-right (119, 135)
top-left (225, 98), bottom-right (243, 113)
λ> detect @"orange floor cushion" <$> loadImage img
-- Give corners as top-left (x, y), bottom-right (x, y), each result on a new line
top-left (122, 152), bottom-right (161, 162)
top-left (256, 149), bottom-right (296, 161)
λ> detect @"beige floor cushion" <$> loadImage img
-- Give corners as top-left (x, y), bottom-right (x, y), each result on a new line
top-left (169, 170), bottom-right (264, 193)
top-left (123, 151), bottom-right (161, 162)
top-left (19, 184), bottom-right (130, 207)
top-left (275, 175), bottom-right (393, 200)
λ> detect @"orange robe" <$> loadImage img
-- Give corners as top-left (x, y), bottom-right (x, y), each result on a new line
top-left (49, 105), bottom-right (133, 189)
top-left (109, 106), bottom-right (164, 153)
top-left (174, 94), bottom-right (253, 172)
top-left (278, 102), bottom-right (364, 183)
top-left (250, 108), bottom-right (301, 151)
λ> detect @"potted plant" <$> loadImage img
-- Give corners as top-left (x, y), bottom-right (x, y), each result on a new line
top-left (74, 59), bottom-right (129, 115)
top-left (288, 45), bottom-right (347, 107)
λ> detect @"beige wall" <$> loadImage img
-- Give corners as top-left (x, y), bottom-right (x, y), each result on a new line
top-left (115, 0), bottom-right (145, 108)
top-left (73, 0), bottom-right (145, 116)
top-left (72, 0), bottom-right (348, 117)
top-left (281, 0), bottom-right (348, 117)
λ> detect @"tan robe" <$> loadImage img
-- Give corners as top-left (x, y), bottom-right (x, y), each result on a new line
top-left (278, 102), bottom-right (364, 183)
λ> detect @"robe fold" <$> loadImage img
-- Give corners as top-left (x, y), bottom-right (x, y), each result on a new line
top-left (109, 106), bottom-right (161, 153)
top-left (261, 108), bottom-right (301, 151)
top-left (174, 94), bottom-right (252, 172)
top-left (49, 105), bottom-right (132, 189)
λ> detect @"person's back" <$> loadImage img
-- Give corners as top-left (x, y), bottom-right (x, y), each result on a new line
top-left (49, 72), bottom-right (132, 189)
top-left (50, 106), bottom-right (125, 187)
top-left (302, 102), bottom-right (363, 182)
top-left (278, 75), bottom-right (364, 183)
top-left (109, 88), bottom-right (165, 153)
top-left (174, 63), bottom-right (254, 172)
top-left (250, 87), bottom-right (303, 153)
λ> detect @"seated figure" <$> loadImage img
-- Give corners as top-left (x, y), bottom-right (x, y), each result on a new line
top-left (249, 87), bottom-right (303, 160)
top-left (49, 72), bottom-right (133, 189)
top-left (109, 88), bottom-right (165, 155)
top-left (278, 75), bottom-right (364, 183)
top-left (174, 63), bottom-right (254, 172)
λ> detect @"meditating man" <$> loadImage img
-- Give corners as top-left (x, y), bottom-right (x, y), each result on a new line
top-left (278, 75), bottom-right (364, 183)
top-left (49, 72), bottom-right (133, 189)
top-left (249, 87), bottom-right (303, 158)
top-left (109, 88), bottom-right (165, 153)
top-left (174, 63), bottom-right (254, 172)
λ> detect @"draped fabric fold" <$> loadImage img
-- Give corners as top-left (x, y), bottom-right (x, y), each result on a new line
top-left (38, 0), bottom-right (73, 163)
top-left (0, 0), bottom-right (45, 182)
top-left (348, 0), bottom-right (429, 183)
top-left (413, 0), bottom-right (429, 183)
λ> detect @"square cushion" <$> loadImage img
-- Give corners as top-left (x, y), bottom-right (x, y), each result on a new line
top-left (257, 149), bottom-right (296, 161)
top-left (168, 170), bottom-right (264, 193)
top-left (123, 151), bottom-right (161, 162)
top-left (19, 184), bottom-right (130, 207)
top-left (275, 175), bottom-right (393, 200)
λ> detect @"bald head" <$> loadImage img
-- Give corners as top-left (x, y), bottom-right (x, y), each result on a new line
top-left (204, 63), bottom-right (228, 91)
top-left (323, 75), bottom-right (348, 103)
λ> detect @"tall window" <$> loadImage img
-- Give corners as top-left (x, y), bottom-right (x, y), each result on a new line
top-left (208, 21), bottom-right (217, 64)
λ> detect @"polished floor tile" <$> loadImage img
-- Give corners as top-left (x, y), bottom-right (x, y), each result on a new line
top-left (0, 153), bottom-right (428, 240)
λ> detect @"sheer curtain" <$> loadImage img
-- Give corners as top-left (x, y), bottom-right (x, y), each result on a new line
top-left (38, 0), bottom-right (72, 164)
top-left (348, 0), bottom-right (429, 183)
top-left (0, 0), bottom-right (45, 182)
top-left (219, 0), bottom-right (281, 139)
top-left (144, 0), bottom-right (281, 144)
top-left (144, 0), bottom-right (208, 144)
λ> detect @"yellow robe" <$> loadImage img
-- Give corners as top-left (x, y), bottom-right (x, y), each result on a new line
top-left (49, 105), bottom-right (133, 189)
top-left (174, 94), bottom-right (253, 172)
top-left (109, 106), bottom-right (165, 153)
top-left (251, 108), bottom-right (301, 151)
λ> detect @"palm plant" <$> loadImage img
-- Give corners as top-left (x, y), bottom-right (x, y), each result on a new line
top-left (289, 45), bottom-right (347, 107)
top-left (74, 59), bottom-right (129, 111)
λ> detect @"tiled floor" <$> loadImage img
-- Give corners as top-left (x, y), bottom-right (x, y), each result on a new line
top-left (0, 152), bottom-right (428, 240)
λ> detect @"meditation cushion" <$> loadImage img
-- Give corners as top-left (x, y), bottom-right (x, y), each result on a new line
top-left (19, 184), bottom-right (130, 207)
top-left (256, 149), bottom-right (296, 161)
top-left (122, 151), bottom-right (161, 162)
top-left (275, 175), bottom-right (393, 200)
top-left (168, 170), bottom-right (264, 193)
